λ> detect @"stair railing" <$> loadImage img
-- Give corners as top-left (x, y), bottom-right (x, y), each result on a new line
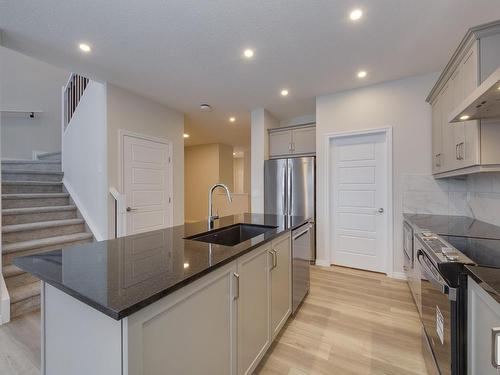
top-left (62, 73), bottom-right (90, 131)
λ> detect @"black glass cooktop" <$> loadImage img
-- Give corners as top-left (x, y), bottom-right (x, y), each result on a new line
top-left (442, 236), bottom-right (500, 268)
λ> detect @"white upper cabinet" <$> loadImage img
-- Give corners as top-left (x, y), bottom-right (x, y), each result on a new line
top-left (269, 130), bottom-right (293, 158)
top-left (269, 124), bottom-right (315, 158)
top-left (427, 21), bottom-right (500, 178)
top-left (291, 126), bottom-right (316, 155)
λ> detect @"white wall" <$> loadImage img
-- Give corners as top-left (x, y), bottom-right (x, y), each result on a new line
top-left (106, 84), bottom-right (185, 237)
top-left (403, 173), bottom-right (500, 228)
top-left (280, 114), bottom-right (315, 127)
top-left (316, 72), bottom-right (439, 275)
top-left (62, 81), bottom-right (108, 240)
top-left (251, 108), bottom-right (278, 213)
top-left (0, 51), bottom-right (10, 323)
top-left (0, 46), bottom-right (68, 159)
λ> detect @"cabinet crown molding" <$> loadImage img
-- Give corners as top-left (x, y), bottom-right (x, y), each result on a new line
top-left (426, 19), bottom-right (500, 104)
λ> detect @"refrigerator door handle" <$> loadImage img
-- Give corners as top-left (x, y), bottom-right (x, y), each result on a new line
top-left (282, 163), bottom-right (287, 215)
top-left (288, 161), bottom-right (293, 216)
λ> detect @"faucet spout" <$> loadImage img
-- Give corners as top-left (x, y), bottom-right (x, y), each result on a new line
top-left (208, 183), bottom-right (232, 230)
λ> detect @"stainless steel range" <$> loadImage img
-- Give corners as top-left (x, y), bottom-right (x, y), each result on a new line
top-left (415, 232), bottom-right (474, 375)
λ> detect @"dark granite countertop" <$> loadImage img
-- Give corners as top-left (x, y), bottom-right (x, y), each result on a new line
top-left (403, 214), bottom-right (500, 240)
top-left (466, 265), bottom-right (500, 304)
top-left (14, 213), bottom-right (308, 320)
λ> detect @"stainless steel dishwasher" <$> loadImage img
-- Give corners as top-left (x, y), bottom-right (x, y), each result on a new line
top-left (292, 222), bottom-right (312, 313)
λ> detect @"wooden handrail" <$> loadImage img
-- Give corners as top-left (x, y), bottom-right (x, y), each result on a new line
top-left (110, 187), bottom-right (126, 238)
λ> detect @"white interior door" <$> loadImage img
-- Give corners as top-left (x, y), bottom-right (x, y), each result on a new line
top-left (330, 132), bottom-right (388, 273)
top-left (123, 134), bottom-right (172, 235)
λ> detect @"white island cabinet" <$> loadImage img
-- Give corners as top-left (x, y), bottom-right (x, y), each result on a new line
top-left (41, 232), bottom-right (292, 375)
top-left (468, 276), bottom-right (500, 375)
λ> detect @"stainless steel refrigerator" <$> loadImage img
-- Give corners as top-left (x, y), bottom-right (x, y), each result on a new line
top-left (264, 157), bottom-right (315, 313)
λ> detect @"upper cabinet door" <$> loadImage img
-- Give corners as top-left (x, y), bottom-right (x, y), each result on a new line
top-left (291, 126), bottom-right (316, 155)
top-left (269, 130), bottom-right (292, 158)
top-left (432, 94), bottom-right (443, 174)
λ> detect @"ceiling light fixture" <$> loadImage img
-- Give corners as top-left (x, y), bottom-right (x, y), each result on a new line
top-left (357, 70), bottom-right (367, 78)
top-left (79, 43), bottom-right (91, 53)
top-left (460, 115), bottom-right (470, 120)
top-left (243, 49), bottom-right (254, 58)
top-left (281, 89), bottom-right (289, 97)
top-left (183, 263), bottom-right (189, 269)
top-left (229, 117), bottom-right (236, 123)
top-left (199, 104), bottom-right (213, 111)
top-left (233, 152), bottom-right (236, 156)
top-left (349, 9), bottom-right (363, 21)
top-left (183, 133), bottom-right (190, 138)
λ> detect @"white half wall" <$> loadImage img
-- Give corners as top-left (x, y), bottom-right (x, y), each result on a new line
top-left (250, 108), bottom-right (278, 213)
top-left (316, 72), bottom-right (439, 275)
top-left (1, 46), bottom-right (68, 159)
top-left (106, 84), bottom-right (184, 237)
top-left (0, 50), bottom-right (10, 324)
top-left (62, 81), bottom-right (108, 240)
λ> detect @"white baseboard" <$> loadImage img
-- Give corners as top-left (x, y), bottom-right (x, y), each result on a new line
top-left (315, 259), bottom-right (331, 267)
top-left (0, 274), bottom-right (10, 325)
top-left (389, 271), bottom-right (407, 280)
top-left (63, 180), bottom-right (105, 241)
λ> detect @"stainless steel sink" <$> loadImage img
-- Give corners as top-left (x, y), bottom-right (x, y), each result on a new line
top-left (185, 223), bottom-right (277, 246)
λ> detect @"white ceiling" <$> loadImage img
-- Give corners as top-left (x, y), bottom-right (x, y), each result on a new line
top-left (2, 1), bottom-right (500, 150)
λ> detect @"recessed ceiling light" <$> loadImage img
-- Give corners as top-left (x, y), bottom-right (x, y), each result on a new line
top-left (357, 70), bottom-right (367, 78)
top-left (229, 117), bottom-right (236, 123)
top-left (183, 133), bottom-right (190, 138)
top-left (460, 115), bottom-right (470, 120)
top-left (233, 152), bottom-right (236, 156)
top-left (281, 89), bottom-right (289, 97)
top-left (243, 49), bottom-right (254, 58)
top-left (349, 9), bottom-right (363, 21)
top-left (79, 43), bottom-right (91, 53)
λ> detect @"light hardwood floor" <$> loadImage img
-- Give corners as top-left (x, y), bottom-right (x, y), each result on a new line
top-left (0, 266), bottom-right (427, 375)
top-left (255, 266), bottom-right (428, 375)
top-left (0, 310), bottom-right (40, 375)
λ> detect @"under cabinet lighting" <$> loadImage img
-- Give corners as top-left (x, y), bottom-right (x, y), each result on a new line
top-left (460, 115), bottom-right (470, 120)
top-left (183, 133), bottom-right (190, 138)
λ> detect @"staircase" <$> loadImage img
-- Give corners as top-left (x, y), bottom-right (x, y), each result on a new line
top-left (1, 153), bottom-right (94, 318)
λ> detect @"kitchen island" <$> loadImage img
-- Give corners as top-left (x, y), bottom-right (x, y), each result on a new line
top-left (14, 213), bottom-right (308, 375)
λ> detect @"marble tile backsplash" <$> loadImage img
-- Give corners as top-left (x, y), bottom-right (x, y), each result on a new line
top-left (403, 173), bottom-right (500, 226)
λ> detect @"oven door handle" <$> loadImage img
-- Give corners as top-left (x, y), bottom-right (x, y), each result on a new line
top-left (417, 251), bottom-right (457, 301)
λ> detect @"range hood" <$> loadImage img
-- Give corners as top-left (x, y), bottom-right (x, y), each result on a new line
top-left (449, 65), bottom-right (500, 123)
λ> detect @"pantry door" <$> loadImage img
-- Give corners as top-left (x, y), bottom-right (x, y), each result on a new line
top-left (122, 132), bottom-right (172, 235)
top-left (330, 131), bottom-right (389, 273)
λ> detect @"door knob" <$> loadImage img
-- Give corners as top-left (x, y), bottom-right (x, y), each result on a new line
top-left (378, 208), bottom-right (384, 213)
top-left (126, 207), bottom-right (137, 212)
